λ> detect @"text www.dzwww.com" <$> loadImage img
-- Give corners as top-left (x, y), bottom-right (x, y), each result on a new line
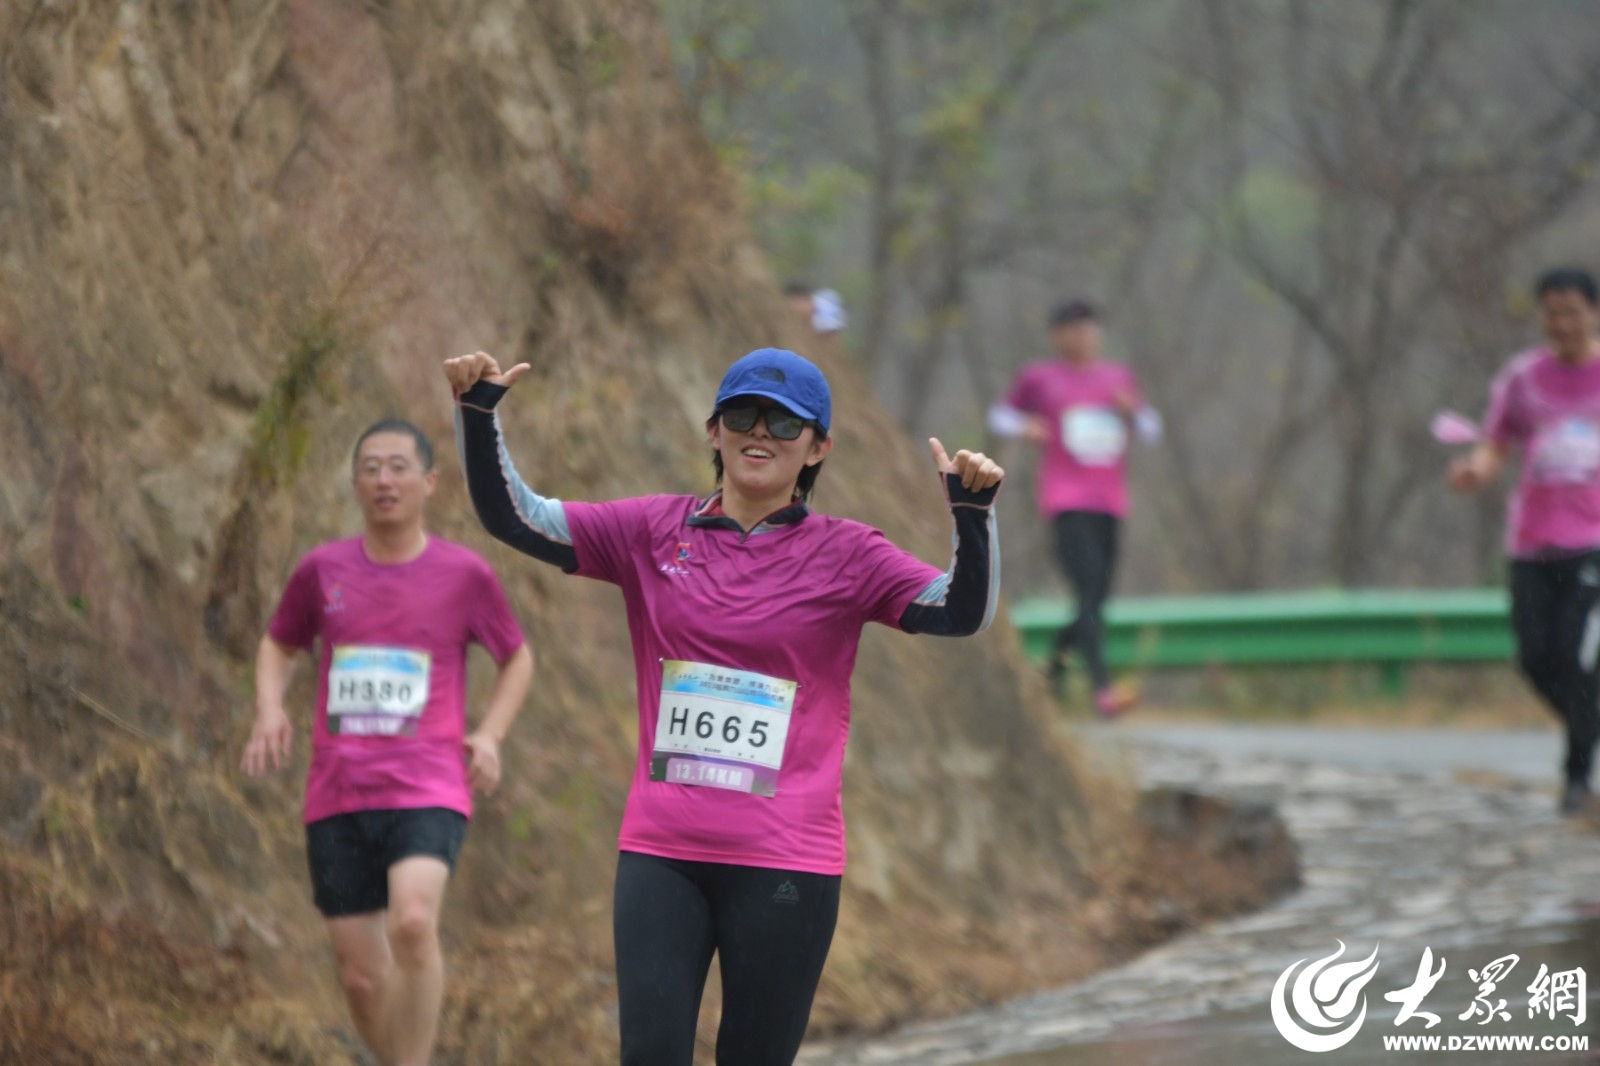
top-left (1383, 1034), bottom-right (1588, 1052)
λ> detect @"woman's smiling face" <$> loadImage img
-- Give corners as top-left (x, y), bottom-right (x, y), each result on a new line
top-left (709, 398), bottom-right (831, 501)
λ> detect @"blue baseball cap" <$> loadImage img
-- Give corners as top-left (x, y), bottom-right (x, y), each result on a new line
top-left (714, 348), bottom-right (832, 434)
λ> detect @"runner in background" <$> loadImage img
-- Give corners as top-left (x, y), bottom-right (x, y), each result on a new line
top-left (989, 300), bottom-right (1162, 717)
top-left (781, 281), bottom-right (846, 342)
top-left (1449, 267), bottom-right (1600, 816)
top-left (242, 418), bottom-right (534, 1066)
top-left (783, 281), bottom-right (815, 331)
top-left (446, 346), bottom-right (1002, 1066)
top-left (810, 288), bottom-right (846, 339)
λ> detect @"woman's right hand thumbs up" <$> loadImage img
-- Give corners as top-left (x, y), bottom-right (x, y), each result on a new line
top-left (444, 351), bottom-right (531, 394)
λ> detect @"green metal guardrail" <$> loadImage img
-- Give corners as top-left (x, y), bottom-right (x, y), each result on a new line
top-left (1010, 589), bottom-right (1514, 694)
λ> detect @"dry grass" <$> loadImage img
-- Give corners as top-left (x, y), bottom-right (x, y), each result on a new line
top-left (0, 853), bottom-right (356, 1066)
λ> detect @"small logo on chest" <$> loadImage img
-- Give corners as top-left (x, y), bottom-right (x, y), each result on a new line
top-left (659, 543), bottom-right (693, 577)
top-left (324, 584), bottom-right (347, 614)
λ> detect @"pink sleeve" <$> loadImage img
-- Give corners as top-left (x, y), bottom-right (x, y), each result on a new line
top-left (469, 560), bottom-right (526, 664)
top-left (563, 497), bottom-right (656, 585)
top-left (1483, 363), bottom-right (1526, 447)
top-left (1123, 366), bottom-right (1145, 405)
top-left (1004, 365), bottom-right (1039, 413)
top-left (266, 555), bottom-right (321, 650)
top-left (855, 529), bottom-right (944, 629)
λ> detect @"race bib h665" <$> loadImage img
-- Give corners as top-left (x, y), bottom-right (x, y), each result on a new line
top-left (650, 660), bottom-right (796, 797)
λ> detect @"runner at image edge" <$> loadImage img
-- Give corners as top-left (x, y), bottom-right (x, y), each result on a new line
top-left (1450, 267), bottom-right (1600, 817)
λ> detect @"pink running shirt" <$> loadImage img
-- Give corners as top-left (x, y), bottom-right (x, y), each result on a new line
top-left (1003, 359), bottom-right (1144, 517)
top-left (1484, 348), bottom-right (1600, 558)
top-left (563, 495), bottom-right (944, 876)
top-left (267, 536), bottom-right (525, 823)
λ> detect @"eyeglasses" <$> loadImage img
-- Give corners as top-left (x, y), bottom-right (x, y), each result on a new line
top-left (717, 404), bottom-right (816, 441)
top-left (356, 458), bottom-right (420, 479)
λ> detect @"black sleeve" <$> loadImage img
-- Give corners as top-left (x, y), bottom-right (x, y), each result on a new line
top-left (455, 380), bottom-right (581, 573)
top-left (898, 473), bottom-right (1001, 636)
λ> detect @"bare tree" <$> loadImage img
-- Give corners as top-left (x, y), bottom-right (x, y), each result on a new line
top-left (842, 0), bottom-right (1102, 425)
top-left (1204, 0), bottom-right (1600, 584)
top-left (659, 0), bottom-right (1600, 592)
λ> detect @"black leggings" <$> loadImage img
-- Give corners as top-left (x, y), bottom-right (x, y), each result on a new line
top-left (1050, 510), bottom-right (1121, 690)
top-left (613, 851), bottom-right (842, 1066)
top-left (1511, 553), bottom-right (1600, 786)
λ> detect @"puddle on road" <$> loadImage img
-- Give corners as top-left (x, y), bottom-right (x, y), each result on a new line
top-left (981, 918), bottom-right (1599, 1066)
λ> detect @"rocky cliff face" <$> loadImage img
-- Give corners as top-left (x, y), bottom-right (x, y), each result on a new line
top-left (0, 3), bottom-right (1290, 1063)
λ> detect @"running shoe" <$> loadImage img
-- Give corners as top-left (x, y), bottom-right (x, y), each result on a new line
top-left (1560, 780), bottom-right (1595, 817)
top-left (1094, 683), bottom-right (1138, 719)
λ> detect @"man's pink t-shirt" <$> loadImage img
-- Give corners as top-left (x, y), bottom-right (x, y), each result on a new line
top-left (267, 536), bottom-right (525, 823)
top-left (563, 495), bottom-right (943, 876)
top-left (1004, 359), bottom-right (1143, 517)
top-left (1484, 348), bottom-right (1600, 558)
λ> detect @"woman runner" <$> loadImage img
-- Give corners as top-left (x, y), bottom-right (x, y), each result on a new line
top-left (444, 346), bottom-right (1003, 1065)
top-left (989, 300), bottom-right (1161, 716)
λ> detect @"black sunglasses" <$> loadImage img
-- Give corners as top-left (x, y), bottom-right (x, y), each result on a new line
top-left (717, 403), bottom-right (817, 441)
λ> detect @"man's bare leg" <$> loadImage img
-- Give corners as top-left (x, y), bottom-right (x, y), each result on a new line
top-left (326, 913), bottom-right (396, 1065)
top-left (384, 856), bottom-right (452, 1066)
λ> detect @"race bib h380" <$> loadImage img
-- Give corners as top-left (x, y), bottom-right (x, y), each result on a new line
top-left (326, 646), bottom-right (431, 737)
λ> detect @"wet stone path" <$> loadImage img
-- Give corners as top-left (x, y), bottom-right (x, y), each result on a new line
top-left (801, 727), bottom-right (1600, 1065)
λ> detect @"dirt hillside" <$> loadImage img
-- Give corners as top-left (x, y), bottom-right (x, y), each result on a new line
top-left (0, 2), bottom-right (1292, 1063)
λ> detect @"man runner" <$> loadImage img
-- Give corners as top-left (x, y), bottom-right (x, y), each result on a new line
top-left (989, 300), bottom-right (1161, 716)
top-left (1450, 268), bottom-right (1600, 816)
top-left (242, 418), bottom-right (533, 1065)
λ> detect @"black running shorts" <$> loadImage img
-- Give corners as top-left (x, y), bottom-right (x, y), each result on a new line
top-left (304, 806), bottom-right (468, 917)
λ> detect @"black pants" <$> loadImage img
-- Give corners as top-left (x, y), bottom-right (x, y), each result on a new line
top-left (1511, 553), bottom-right (1600, 787)
top-left (1050, 510), bottom-right (1121, 690)
top-left (613, 851), bottom-right (841, 1066)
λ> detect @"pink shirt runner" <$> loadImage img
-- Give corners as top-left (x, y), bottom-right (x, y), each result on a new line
top-left (564, 495), bottom-right (944, 875)
top-left (1484, 348), bottom-right (1600, 558)
top-left (1004, 358), bottom-right (1144, 517)
top-left (267, 536), bottom-right (525, 823)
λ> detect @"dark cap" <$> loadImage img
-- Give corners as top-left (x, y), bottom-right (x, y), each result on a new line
top-left (1049, 300), bottom-right (1098, 327)
top-left (714, 348), bottom-right (833, 434)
